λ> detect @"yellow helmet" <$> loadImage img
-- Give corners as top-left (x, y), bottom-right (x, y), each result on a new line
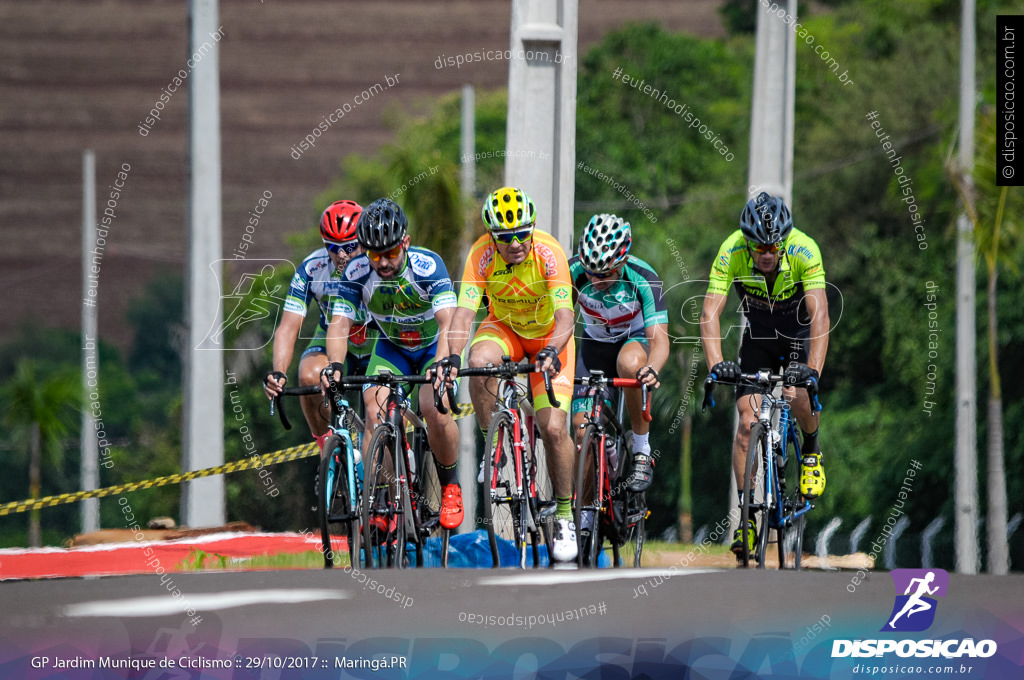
top-left (481, 186), bottom-right (537, 231)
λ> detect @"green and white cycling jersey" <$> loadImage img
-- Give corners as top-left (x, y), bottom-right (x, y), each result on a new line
top-left (334, 247), bottom-right (457, 352)
top-left (706, 227), bottom-right (826, 340)
top-left (568, 255), bottom-right (668, 342)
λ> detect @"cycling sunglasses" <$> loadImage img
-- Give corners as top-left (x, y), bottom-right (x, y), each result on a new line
top-left (492, 226), bottom-right (535, 245)
top-left (366, 243), bottom-right (404, 262)
top-left (747, 240), bottom-right (782, 254)
top-left (585, 266), bottom-right (620, 279)
top-left (324, 240), bottom-right (360, 255)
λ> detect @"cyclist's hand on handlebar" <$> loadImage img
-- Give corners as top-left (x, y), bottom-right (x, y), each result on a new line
top-left (710, 360), bottom-right (741, 383)
top-left (263, 370), bottom-right (287, 399)
top-left (534, 345), bottom-right (561, 376)
top-left (636, 365), bottom-right (660, 389)
top-left (432, 354), bottom-right (461, 390)
top-left (319, 362), bottom-right (346, 392)
top-left (783, 363), bottom-right (819, 387)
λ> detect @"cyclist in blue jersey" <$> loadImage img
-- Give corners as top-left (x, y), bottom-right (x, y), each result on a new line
top-left (263, 200), bottom-right (372, 443)
top-left (568, 214), bottom-right (668, 504)
top-left (699, 192), bottom-right (830, 559)
top-left (324, 198), bottom-right (464, 530)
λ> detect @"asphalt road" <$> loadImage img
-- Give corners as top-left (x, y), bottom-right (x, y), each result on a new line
top-left (1, 566), bottom-right (1022, 679)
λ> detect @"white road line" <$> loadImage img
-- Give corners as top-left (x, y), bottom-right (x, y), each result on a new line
top-left (480, 568), bottom-right (722, 586)
top-left (63, 589), bottom-right (348, 618)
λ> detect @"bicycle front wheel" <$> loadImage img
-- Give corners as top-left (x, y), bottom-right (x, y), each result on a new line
top-left (741, 422), bottom-right (771, 569)
top-left (362, 425), bottom-right (403, 569)
top-left (779, 422), bottom-right (806, 570)
top-left (622, 441), bottom-right (648, 568)
top-left (318, 435), bottom-right (360, 569)
top-left (407, 428), bottom-right (442, 568)
top-left (482, 411), bottom-right (519, 567)
top-left (574, 425), bottom-right (603, 568)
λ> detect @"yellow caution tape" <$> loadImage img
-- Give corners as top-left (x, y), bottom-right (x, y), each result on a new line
top-left (0, 442), bottom-right (318, 516)
top-left (0, 402), bottom-right (477, 516)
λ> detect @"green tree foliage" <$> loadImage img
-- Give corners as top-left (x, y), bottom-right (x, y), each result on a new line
top-left (318, 90), bottom-right (510, 266)
top-left (308, 7), bottom-right (1022, 565)
top-left (2, 360), bottom-right (80, 546)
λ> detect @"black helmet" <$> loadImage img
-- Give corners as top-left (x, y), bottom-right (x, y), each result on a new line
top-left (356, 198), bottom-right (408, 250)
top-left (740, 192), bottom-right (793, 245)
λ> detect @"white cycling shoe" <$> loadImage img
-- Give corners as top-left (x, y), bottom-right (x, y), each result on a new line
top-left (551, 518), bottom-right (578, 563)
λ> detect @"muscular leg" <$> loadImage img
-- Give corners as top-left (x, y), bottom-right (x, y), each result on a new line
top-left (362, 385), bottom-right (387, 462)
top-left (298, 352), bottom-right (330, 438)
top-left (733, 393), bottom-right (761, 492)
top-left (419, 386), bottom-right (459, 467)
top-left (785, 387), bottom-right (819, 445)
top-left (467, 340), bottom-right (505, 432)
top-left (537, 406), bottom-right (575, 500)
top-left (617, 342), bottom-right (651, 436)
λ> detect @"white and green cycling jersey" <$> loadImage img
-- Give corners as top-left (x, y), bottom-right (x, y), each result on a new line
top-left (334, 247), bottom-right (457, 351)
top-left (568, 255), bottom-right (668, 342)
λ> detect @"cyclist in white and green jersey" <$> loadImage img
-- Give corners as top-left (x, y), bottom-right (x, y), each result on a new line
top-left (325, 198), bottom-right (464, 531)
top-left (699, 192), bottom-right (830, 559)
top-left (568, 214), bottom-right (669, 498)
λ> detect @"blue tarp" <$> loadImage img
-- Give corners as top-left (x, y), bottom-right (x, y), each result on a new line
top-left (376, 530), bottom-right (610, 568)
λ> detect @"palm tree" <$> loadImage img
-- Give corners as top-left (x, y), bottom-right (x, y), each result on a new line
top-left (2, 359), bottom-right (80, 546)
top-left (949, 110), bottom-right (1023, 574)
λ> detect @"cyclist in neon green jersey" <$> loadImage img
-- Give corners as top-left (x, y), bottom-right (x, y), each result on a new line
top-left (699, 192), bottom-right (830, 559)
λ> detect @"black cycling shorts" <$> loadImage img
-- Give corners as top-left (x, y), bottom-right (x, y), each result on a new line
top-left (736, 333), bottom-right (809, 398)
top-left (571, 335), bottom-right (649, 410)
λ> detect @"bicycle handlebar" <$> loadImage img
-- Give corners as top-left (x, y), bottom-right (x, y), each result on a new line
top-left (455, 355), bottom-right (561, 409)
top-left (701, 371), bottom-right (821, 414)
top-left (573, 374), bottom-right (653, 422)
top-left (270, 385), bottom-right (322, 431)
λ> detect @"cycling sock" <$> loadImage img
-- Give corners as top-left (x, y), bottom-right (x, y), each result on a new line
top-left (555, 496), bottom-right (573, 520)
top-left (632, 432), bottom-right (650, 453)
top-left (437, 461), bottom-right (458, 487)
top-left (801, 429), bottom-right (820, 455)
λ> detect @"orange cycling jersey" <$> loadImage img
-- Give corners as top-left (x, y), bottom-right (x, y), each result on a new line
top-left (457, 229), bottom-right (574, 339)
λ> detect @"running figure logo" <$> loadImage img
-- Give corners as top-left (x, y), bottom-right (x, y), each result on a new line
top-left (881, 568), bottom-right (949, 632)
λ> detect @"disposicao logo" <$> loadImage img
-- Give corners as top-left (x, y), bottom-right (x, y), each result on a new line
top-left (831, 568), bottom-right (998, 659)
top-left (882, 568), bottom-right (948, 632)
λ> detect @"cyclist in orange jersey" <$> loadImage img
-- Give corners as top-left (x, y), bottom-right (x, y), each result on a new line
top-left (442, 186), bottom-right (579, 563)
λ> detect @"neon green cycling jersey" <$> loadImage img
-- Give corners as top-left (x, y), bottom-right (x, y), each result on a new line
top-left (707, 228), bottom-right (825, 339)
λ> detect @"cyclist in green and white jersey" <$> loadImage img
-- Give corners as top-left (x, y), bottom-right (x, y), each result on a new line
top-left (699, 192), bottom-right (830, 559)
top-left (324, 198), bottom-right (464, 530)
top-left (568, 214), bottom-right (668, 497)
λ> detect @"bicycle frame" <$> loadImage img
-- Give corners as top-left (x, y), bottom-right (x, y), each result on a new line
top-left (754, 384), bottom-right (812, 535)
top-left (272, 379), bottom-right (365, 568)
top-left (574, 372), bottom-right (651, 568)
top-left (458, 358), bottom-right (549, 568)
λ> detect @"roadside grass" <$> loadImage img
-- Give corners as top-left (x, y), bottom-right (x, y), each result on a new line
top-left (177, 546), bottom-right (347, 572)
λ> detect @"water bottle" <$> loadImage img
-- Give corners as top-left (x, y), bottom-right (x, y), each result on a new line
top-left (606, 436), bottom-right (619, 476)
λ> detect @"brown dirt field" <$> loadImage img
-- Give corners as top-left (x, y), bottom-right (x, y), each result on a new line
top-left (642, 544), bottom-right (876, 570)
top-left (0, 0), bottom-right (725, 350)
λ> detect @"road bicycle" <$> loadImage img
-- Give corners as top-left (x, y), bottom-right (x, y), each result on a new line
top-left (357, 371), bottom-right (448, 569)
top-left (271, 378), bottom-right (365, 569)
top-left (454, 357), bottom-right (557, 568)
top-left (702, 370), bottom-right (819, 569)
top-left (572, 371), bottom-right (651, 568)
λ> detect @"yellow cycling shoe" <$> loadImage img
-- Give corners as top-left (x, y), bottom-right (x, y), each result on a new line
top-left (800, 453), bottom-right (826, 499)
